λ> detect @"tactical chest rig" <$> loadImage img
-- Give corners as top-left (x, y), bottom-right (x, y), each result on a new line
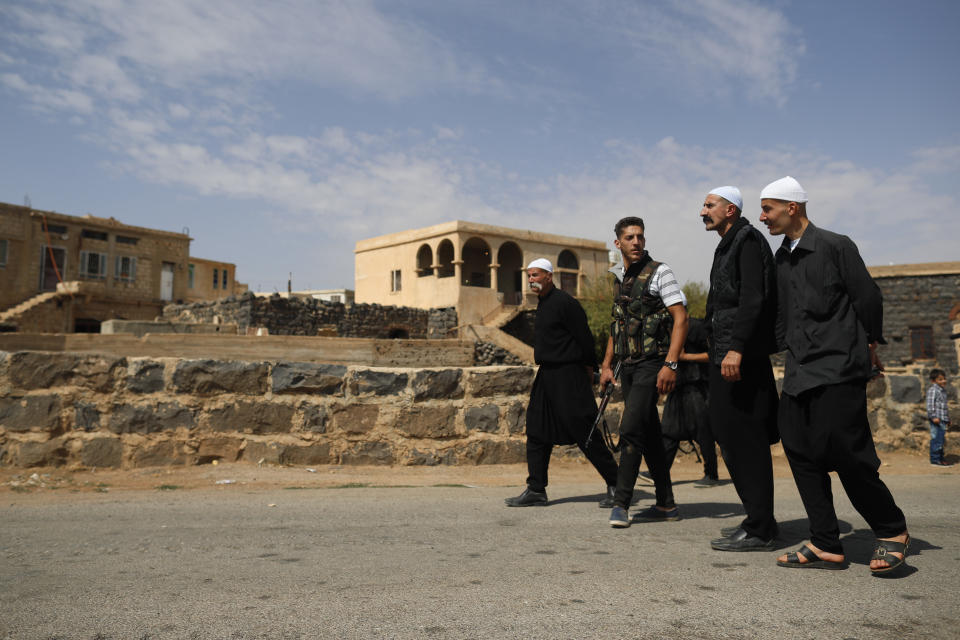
top-left (611, 253), bottom-right (673, 361)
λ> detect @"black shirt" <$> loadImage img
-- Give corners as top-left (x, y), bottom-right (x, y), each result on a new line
top-left (533, 286), bottom-right (596, 367)
top-left (775, 222), bottom-right (884, 396)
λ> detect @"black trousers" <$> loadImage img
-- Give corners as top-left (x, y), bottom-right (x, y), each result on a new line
top-left (613, 362), bottom-right (675, 509)
top-left (709, 360), bottom-right (779, 540)
top-left (780, 382), bottom-right (907, 554)
top-left (663, 420), bottom-right (719, 480)
top-left (525, 434), bottom-right (619, 493)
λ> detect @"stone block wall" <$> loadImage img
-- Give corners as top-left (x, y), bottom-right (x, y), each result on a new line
top-left (875, 273), bottom-right (960, 373)
top-left (0, 351), bottom-right (534, 469)
top-left (162, 291), bottom-right (457, 339)
top-left (1, 351), bottom-right (953, 470)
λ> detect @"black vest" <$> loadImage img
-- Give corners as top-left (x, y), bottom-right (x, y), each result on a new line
top-left (611, 252), bottom-right (672, 361)
top-left (707, 218), bottom-right (777, 364)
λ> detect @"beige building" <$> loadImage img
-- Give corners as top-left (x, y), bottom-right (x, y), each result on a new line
top-left (0, 202), bottom-right (244, 332)
top-left (355, 220), bottom-right (610, 324)
top-left (186, 257), bottom-right (247, 302)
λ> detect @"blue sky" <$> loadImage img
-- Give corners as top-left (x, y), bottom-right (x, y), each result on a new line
top-left (2, 0), bottom-right (958, 293)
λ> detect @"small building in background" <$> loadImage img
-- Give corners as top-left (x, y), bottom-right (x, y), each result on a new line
top-left (0, 201), bottom-right (246, 333)
top-left (355, 220), bottom-right (609, 324)
top-left (869, 261), bottom-right (960, 373)
top-left (252, 289), bottom-right (354, 304)
top-left (186, 257), bottom-right (247, 302)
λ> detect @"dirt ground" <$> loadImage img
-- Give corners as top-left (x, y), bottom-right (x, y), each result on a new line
top-left (2, 447), bottom-right (955, 504)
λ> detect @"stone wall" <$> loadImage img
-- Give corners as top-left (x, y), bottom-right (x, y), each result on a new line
top-left (0, 351), bottom-right (533, 469)
top-left (162, 291), bottom-right (457, 339)
top-left (0, 351), bottom-right (953, 470)
top-left (875, 273), bottom-right (960, 373)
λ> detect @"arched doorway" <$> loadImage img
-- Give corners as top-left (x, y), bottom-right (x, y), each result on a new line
top-left (416, 244), bottom-right (433, 277)
top-left (557, 249), bottom-right (579, 295)
top-left (461, 237), bottom-right (491, 287)
top-left (437, 239), bottom-right (455, 278)
top-left (497, 242), bottom-right (523, 304)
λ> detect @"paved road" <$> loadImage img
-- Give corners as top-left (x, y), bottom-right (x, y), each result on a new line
top-left (2, 473), bottom-right (958, 639)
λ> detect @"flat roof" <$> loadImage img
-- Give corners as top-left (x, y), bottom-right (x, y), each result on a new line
top-left (868, 262), bottom-right (960, 278)
top-left (0, 202), bottom-right (192, 241)
top-left (355, 220), bottom-right (607, 253)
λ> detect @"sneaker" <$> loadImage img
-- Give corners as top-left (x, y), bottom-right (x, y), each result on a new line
top-left (598, 486), bottom-right (617, 509)
top-left (631, 505), bottom-right (681, 522)
top-left (609, 506), bottom-right (630, 528)
top-left (504, 487), bottom-right (548, 507)
top-left (930, 460), bottom-right (954, 467)
top-left (694, 475), bottom-right (721, 487)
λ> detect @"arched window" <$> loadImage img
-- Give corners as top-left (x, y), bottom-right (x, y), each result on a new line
top-left (437, 239), bottom-right (455, 278)
top-left (558, 249), bottom-right (579, 269)
top-left (496, 242), bottom-right (524, 304)
top-left (557, 249), bottom-right (580, 295)
top-left (416, 244), bottom-right (433, 277)
top-left (461, 237), bottom-right (491, 287)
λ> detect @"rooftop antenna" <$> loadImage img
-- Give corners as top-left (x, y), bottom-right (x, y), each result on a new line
top-left (182, 226), bottom-right (190, 235)
top-left (24, 194), bottom-right (31, 209)
top-left (288, 272), bottom-right (292, 295)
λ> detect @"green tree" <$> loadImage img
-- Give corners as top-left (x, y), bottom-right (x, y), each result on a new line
top-left (682, 281), bottom-right (708, 319)
top-left (579, 276), bottom-right (615, 363)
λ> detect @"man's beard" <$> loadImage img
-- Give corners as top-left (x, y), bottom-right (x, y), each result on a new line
top-left (529, 282), bottom-right (543, 292)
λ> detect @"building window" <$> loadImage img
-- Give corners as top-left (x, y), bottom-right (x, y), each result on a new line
top-left (114, 255), bottom-right (137, 282)
top-left (0, 239), bottom-right (7, 266)
top-left (116, 235), bottom-right (139, 245)
top-left (44, 223), bottom-right (68, 235)
top-left (78, 251), bottom-right (107, 279)
top-left (81, 229), bottom-right (108, 241)
top-left (213, 269), bottom-right (219, 289)
top-left (910, 326), bottom-right (935, 360)
top-left (222, 269), bottom-right (228, 289)
top-left (188, 264), bottom-right (195, 288)
top-left (330, 295), bottom-right (341, 303)
top-left (391, 269), bottom-right (402, 292)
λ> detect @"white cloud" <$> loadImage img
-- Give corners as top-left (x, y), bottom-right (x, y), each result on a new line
top-left (1, 72), bottom-right (94, 114)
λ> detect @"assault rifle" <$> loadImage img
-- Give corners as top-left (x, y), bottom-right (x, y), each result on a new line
top-left (585, 359), bottom-right (623, 452)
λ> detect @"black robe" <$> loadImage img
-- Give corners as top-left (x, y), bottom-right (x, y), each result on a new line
top-left (525, 287), bottom-right (598, 446)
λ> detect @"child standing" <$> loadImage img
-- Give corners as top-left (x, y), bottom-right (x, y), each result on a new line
top-left (926, 369), bottom-right (952, 467)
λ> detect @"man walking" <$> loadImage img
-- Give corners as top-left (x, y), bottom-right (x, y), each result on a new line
top-left (759, 176), bottom-right (910, 573)
top-left (505, 258), bottom-right (620, 507)
top-left (700, 186), bottom-right (780, 552)
top-left (600, 217), bottom-right (688, 527)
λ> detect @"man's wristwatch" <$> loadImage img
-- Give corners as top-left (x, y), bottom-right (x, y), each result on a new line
top-left (664, 360), bottom-right (679, 371)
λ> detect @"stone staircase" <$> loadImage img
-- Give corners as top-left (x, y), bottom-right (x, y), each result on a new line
top-left (0, 282), bottom-right (80, 325)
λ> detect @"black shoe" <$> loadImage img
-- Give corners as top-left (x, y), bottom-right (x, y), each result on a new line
top-left (931, 460), bottom-right (954, 467)
top-left (711, 528), bottom-right (776, 552)
top-left (694, 475), bottom-right (721, 487)
top-left (504, 487), bottom-right (547, 507)
top-left (720, 523), bottom-right (780, 539)
top-left (598, 486), bottom-right (617, 509)
top-left (631, 505), bottom-right (680, 522)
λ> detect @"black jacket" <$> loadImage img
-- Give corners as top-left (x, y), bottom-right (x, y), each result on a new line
top-left (705, 217), bottom-right (777, 365)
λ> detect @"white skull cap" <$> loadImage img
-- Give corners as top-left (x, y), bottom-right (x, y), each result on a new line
top-left (760, 176), bottom-right (808, 203)
top-left (707, 186), bottom-right (743, 211)
top-left (526, 258), bottom-right (553, 273)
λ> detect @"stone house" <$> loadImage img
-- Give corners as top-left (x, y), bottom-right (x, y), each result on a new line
top-left (869, 262), bottom-right (960, 374)
top-left (0, 202), bottom-right (244, 332)
top-left (354, 220), bottom-right (610, 324)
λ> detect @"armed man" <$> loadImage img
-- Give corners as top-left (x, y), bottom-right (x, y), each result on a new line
top-left (700, 186), bottom-right (780, 551)
top-left (600, 217), bottom-right (688, 527)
